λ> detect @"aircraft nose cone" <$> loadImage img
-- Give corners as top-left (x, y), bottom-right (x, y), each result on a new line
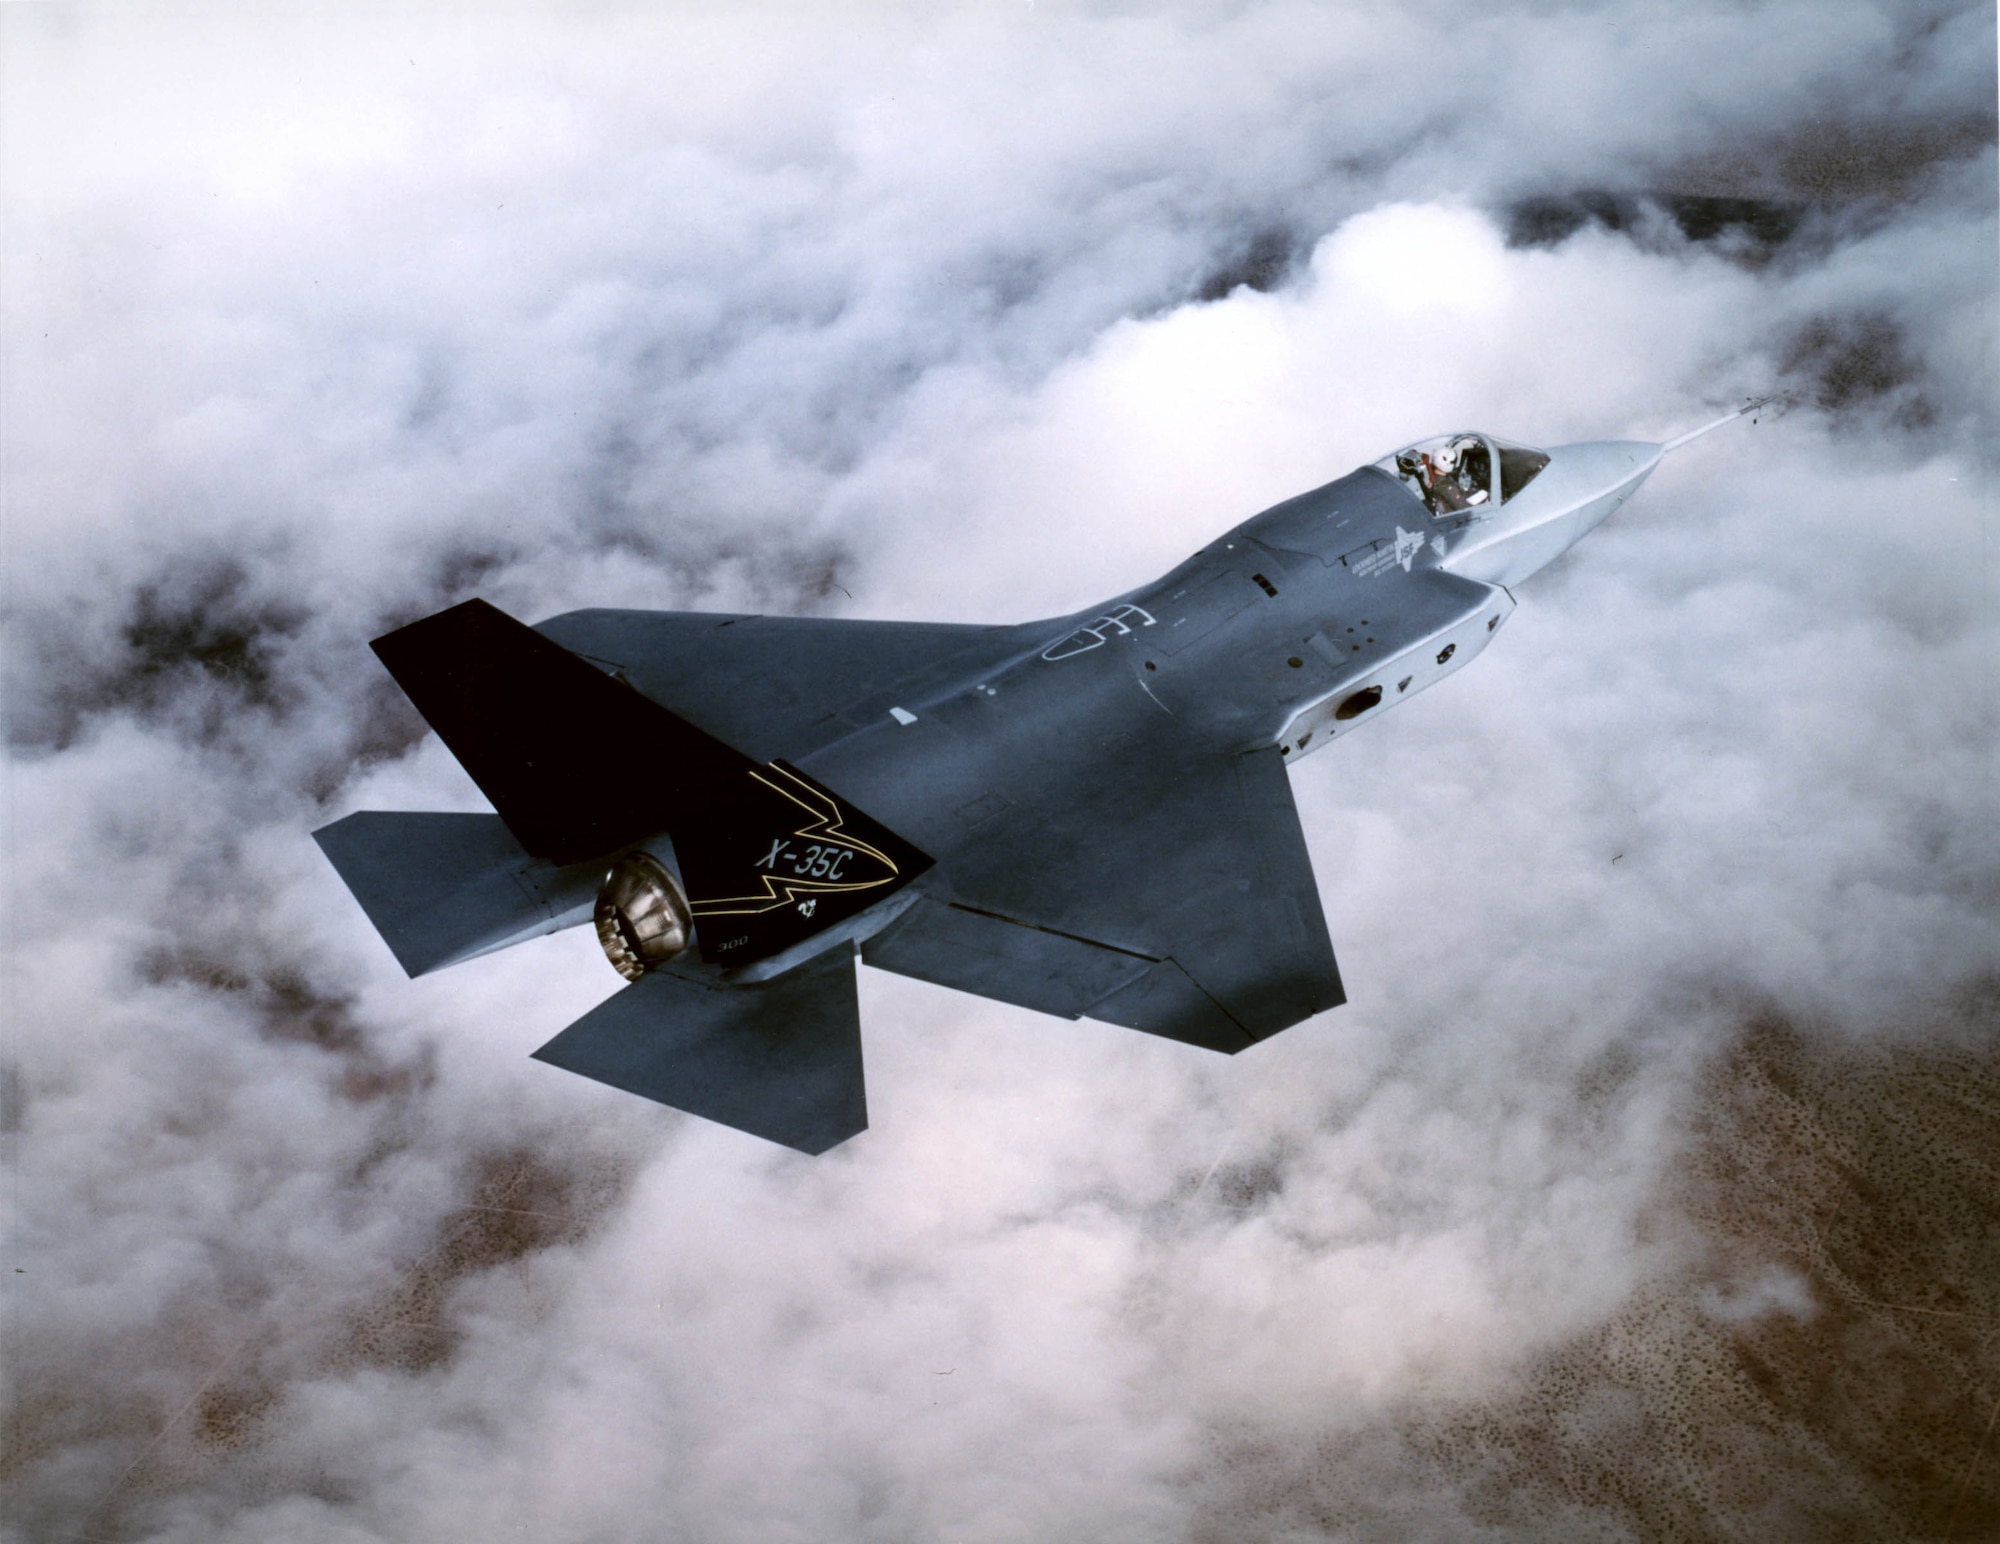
top-left (1552, 438), bottom-right (1664, 500)
top-left (1439, 439), bottom-right (1663, 588)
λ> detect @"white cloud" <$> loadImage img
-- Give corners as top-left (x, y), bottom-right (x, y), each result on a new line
top-left (3, 2), bottom-right (1994, 1539)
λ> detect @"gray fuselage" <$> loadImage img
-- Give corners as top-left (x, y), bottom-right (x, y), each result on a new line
top-left (801, 436), bottom-right (1661, 851)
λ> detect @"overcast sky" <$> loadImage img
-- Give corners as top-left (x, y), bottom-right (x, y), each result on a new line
top-left (3, 4), bottom-right (1996, 1541)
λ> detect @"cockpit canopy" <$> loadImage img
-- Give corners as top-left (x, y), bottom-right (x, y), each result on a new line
top-left (1376, 432), bottom-right (1552, 521)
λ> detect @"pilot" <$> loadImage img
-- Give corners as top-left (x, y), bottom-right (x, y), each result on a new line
top-left (1424, 443), bottom-right (1472, 514)
top-left (1453, 436), bottom-right (1492, 506)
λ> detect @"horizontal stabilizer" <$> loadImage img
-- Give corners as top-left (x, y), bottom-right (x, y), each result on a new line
top-left (312, 812), bottom-right (602, 977)
top-left (531, 946), bottom-right (866, 1154)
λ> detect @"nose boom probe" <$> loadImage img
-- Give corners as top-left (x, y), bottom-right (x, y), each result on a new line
top-left (1661, 395), bottom-right (1780, 452)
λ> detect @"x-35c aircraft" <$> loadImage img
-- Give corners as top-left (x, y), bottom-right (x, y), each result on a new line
top-left (317, 403), bottom-right (1765, 1153)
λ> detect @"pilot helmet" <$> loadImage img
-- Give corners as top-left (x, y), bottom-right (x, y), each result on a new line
top-left (1431, 443), bottom-right (1460, 473)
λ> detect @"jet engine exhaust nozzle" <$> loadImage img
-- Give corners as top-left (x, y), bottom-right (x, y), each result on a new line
top-left (595, 850), bottom-right (692, 981)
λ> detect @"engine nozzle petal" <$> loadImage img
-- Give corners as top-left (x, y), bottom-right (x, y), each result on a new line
top-left (595, 850), bottom-right (692, 981)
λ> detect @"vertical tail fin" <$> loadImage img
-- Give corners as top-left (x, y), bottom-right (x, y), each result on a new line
top-left (371, 599), bottom-right (745, 866)
top-left (369, 599), bottom-right (931, 966)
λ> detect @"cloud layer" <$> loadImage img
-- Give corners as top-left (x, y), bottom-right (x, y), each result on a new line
top-left (3, 4), bottom-right (1995, 1540)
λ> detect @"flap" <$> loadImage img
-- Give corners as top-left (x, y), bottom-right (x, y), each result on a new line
top-left (862, 899), bottom-right (1249, 1052)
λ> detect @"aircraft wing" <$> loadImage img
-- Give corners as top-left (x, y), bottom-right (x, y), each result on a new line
top-left (863, 742), bottom-right (1342, 1051)
top-left (534, 609), bottom-right (1033, 765)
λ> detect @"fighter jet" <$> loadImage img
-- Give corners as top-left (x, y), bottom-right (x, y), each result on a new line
top-left (316, 403), bottom-right (1764, 1153)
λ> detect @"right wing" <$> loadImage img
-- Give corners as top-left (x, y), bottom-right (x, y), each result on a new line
top-left (865, 742), bottom-right (1342, 1051)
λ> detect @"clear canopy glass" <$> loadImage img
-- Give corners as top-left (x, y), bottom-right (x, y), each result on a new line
top-left (1376, 433), bottom-right (1550, 519)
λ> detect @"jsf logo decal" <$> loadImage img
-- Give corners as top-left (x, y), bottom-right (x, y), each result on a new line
top-left (1041, 604), bottom-right (1155, 662)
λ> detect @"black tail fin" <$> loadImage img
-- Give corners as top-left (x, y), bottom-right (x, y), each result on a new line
top-left (371, 599), bottom-right (931, 966)
top-left (371, 598), bottom-right (740, 866)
